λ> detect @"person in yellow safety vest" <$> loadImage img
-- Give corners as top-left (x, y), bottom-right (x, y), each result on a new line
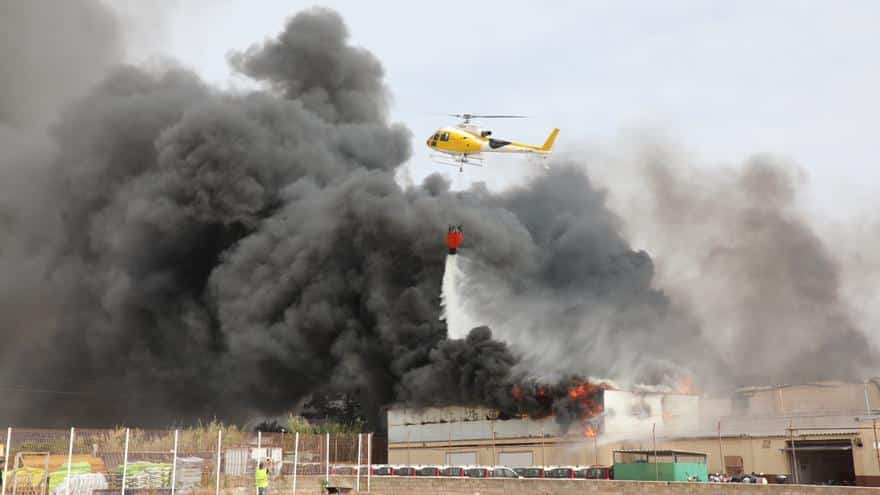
top-left (255, 461), bottom-right (269, 495)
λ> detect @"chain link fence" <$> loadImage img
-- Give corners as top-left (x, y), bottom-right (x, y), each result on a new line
top-left (1, 428), bottom-right (375, 495)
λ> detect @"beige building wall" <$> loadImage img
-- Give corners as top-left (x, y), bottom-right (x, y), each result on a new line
top-left (389, 438), bottom-right (612, 467)
top-left (388, 381), bottom-right (880, 485)
top-left (390, 432), bottom-right (876, 479)
top-left (739, 382), bottom-right (880, 415)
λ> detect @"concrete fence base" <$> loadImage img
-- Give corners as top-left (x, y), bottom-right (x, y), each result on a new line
top-left (201, 476), bottom-right (880, 495)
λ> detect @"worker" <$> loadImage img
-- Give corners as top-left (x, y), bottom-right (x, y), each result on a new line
top-left (255, 461), bottom-right (269, 495)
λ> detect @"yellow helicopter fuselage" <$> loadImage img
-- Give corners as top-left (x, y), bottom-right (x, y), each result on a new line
top-left (427, 126), bottom-right (559, 156)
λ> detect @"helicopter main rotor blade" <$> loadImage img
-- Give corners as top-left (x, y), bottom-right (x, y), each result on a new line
top-left (448, 113), bottom-right (529, 119)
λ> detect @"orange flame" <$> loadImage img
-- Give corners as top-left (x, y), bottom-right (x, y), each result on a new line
top-left (583, 425), bottom-right (597, 438)
top-left (568, 383), bottom-right (595, 399)
top-left (676, 375), bottom-right (695, 395)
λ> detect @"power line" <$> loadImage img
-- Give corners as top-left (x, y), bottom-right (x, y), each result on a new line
top-left (0, 386), bottom-right (96, 396)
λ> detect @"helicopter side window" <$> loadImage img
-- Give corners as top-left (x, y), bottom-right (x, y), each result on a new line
top-left (432, 133), bottom-right (440, 140)
top-left (440, 132), bottom-right (450, 141)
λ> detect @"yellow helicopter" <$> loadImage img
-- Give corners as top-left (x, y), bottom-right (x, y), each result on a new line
top-left (427, 114), bottom-right (559, 171)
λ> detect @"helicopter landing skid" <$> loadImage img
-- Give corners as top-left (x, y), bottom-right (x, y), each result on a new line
top-left (430, 153), bottom-right (485, 172)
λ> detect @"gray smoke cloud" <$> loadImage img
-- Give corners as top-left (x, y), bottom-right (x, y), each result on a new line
top-left (0, 0), bottom-right (121, 130)
top-left (579, 137), bottom-right (879, 387)
top-left (0, 4), bottom-right (874, 429)
top-left (0, 0), bottom-right (125, 421)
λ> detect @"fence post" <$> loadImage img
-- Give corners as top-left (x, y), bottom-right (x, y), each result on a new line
top-left (355, 434), bottom-right (362, 492)
top-left (366, 433), bottom-right (372, 493)
top-left (171, 429), bottom-right (179, 495)
top-left (42, 449), bottom-right (48, 495)
top-left (292, 433), bottom-right (299, 495)
top-left (121, 428), bottom-right (130, 495)
top-left (324, 434), bottom-right (329, 483)
top-left (67, 428), bottom-right (75, 495)
top-left (215, 430), bottom-right (222, 495)
top-left (2, 427), bottom-right (11, 495)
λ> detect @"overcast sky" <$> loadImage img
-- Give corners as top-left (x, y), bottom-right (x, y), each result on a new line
top-left (130, 0), bottom-right (880, 220)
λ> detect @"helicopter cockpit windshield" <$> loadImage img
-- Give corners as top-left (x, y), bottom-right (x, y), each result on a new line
top-left (427, 131), bottom-right (449, 148)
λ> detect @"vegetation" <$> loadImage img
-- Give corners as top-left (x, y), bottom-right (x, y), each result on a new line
top-left (284, 414), bottom-right (363, 435)
top-left (10, 420), bottom-right (248, 456)
top-left (9, 416), bottom-right (364, 458)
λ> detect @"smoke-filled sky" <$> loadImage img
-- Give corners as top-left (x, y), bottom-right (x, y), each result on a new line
top-left (1, 1), bottom-right (879, 428)
top-left (157, 1), bottom-right (880, 219)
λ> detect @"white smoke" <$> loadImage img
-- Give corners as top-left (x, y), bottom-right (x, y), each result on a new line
top-left (440, 254), bottom-right (482, 339)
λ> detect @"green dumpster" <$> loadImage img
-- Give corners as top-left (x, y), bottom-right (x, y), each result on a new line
top-left (613, 449), bottom-right (708, 482)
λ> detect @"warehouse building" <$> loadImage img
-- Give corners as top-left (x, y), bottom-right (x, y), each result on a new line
top-left (388, 380), bottom-right (880, 486)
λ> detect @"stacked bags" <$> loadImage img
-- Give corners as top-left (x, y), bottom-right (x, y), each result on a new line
top-left (109, 462), bottom-right (172, 489)
top-left (174, 457), bottom-right (204, 493)
top-left (49, 463), bottom-right (108, 495)
top-left (49, 462), bottom-right (92, 493)
top-left (50, 474), bottom-right (108, 495)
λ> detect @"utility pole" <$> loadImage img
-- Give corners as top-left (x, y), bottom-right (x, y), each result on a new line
top-left (652, 423), bottom-right (658, 482)
top-left (491, 420), bottom-right (497, 465)
top-left (788, 422), bottom-right (799, 484)
top-left (873, 418), bottom-right (880, 473)
top-left (540, 423), bottom-right (546, 467)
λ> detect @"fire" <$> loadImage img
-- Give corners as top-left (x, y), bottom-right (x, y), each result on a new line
top-left (511, 385), bottom-right (524, 401)
top-left (568, 382), bottom-right (602, 408)
top-left (569, 383), bottom-right (594, 399)
top-left (504, 378), bottom-right (608, 424)
top-left (676, 375), bottom-right (695, 395)
top-left (583, 425), bottom-right (597, 438)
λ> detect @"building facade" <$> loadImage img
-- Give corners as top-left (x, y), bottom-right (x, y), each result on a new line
top-left (387, 380), bottom-right (880, 486)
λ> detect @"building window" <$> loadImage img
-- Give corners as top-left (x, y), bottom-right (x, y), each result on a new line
top-left (499, 451), bottom-right (534, 467)
top-left (446, 451), bottom-right (477, 466)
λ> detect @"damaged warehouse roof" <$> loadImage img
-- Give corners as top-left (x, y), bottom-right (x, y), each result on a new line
top-left (389, 381), bottom-right (880, 443)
